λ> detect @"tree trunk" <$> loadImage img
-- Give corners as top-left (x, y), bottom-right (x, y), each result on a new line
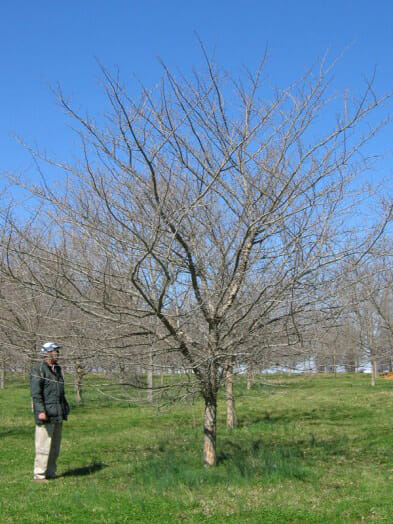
top-left (75, 361), bottom-right (84, 405)
top-left (75, 378), bottom-right (82, 405)
top-left (226, 364), bottom-right (237, 430)
top-left (0, 354), bottom-right (5, 389)
top-left (24, 362), bottom-right (30, 379)
top-left (146, 349), bottom-right (153, 403)
top-left (203, 395), bottom-right (217, 466)
top-left (371, 353), bottom-right (377, 387)
top-left (333, 351), bottom-right (337, 379)
top-left (247, 366), bottom-right (254, 390)
top-left (119, 362), bottom-right (125, 384)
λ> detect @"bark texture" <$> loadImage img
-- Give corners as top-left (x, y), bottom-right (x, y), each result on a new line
top-left (203, 396), bottom-right (217, 466)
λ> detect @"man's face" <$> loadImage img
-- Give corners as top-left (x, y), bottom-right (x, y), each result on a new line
top-left (45, 350), bottom-right (59, 365)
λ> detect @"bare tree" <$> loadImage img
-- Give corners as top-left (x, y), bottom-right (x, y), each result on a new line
top-left (0, 271), bottom-right (62, 381)
top-left (2, 53), bottom-right (391, 465)
top-left (347, 247), bottom-right (393, 383)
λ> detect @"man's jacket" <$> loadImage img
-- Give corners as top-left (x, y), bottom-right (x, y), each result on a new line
top-left (30, 361), bottom-right (70, 425)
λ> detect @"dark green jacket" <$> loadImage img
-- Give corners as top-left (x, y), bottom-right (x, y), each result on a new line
top-left (30, 361), bottom-right (70, 425)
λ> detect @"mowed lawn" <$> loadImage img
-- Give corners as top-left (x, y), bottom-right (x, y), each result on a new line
top-left (0, 373), bottom-right (392, 523)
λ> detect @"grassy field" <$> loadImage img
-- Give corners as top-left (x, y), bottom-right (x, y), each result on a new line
top-left (0, 373), bottom-right (392, 523)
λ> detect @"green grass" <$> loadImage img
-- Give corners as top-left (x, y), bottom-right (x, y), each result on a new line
top-left (0, 373), bottom-right (392, 522)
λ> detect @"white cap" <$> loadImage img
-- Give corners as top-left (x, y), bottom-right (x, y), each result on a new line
top-left (41, 342), bottom-right (61, 353)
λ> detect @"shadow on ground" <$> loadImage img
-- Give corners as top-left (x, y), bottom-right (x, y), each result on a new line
top-left (61, 461), bottom-right (107, 477)
top-left (0, 427), bottom-right (32, 438)
top-left (237, 403), bottom-right (366, 428)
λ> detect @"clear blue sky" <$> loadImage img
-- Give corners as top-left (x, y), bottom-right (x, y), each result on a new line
top-left (1, 0), bottom-right (392, 178)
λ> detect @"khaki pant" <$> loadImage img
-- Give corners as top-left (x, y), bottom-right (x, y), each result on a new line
top-left (33, 423), bottom-right (62, 479)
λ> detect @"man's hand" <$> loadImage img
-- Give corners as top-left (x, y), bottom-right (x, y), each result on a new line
top-left (38, 412), bottom-right (48, 421)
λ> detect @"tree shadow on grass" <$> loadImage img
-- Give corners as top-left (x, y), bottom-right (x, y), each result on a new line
top-left (217, 439), bottom-right (309, 479)
top-left (216, 433), bottom-right (352, 481)
top-left (61, 461), bottom-right (107, 477)
top-left (0, 427), bottom-right (32, 438)
top-left (237, 404), bottom-right (362, 429)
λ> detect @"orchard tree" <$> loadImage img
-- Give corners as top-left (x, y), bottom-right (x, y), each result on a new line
top-left (2, 53), bottom-right (392, 465)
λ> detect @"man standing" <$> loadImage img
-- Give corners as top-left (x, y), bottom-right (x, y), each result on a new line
top-left (30, 342), bottom-right (70, 482)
